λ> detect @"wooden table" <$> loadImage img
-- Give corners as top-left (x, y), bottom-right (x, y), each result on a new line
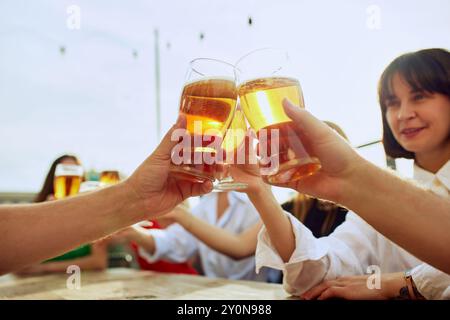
top-left (0, 268), bottom-right (295, 300)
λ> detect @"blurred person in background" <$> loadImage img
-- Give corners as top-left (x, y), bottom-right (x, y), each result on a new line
top-left (16, 155), bottom-right (108, 275)
top-left (110, 191), bottom-right (267, 281)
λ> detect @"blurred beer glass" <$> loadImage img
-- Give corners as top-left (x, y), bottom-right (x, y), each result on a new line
top-left (213, 107), bottom-right (248, 191)
top-left (235, 48), bottom-right (321, 185)
top-left (170, 58), bottom-right (238, 183)
top-left (100, 170), bottom-right (120, 186)
top-left (53, 164), bottom-right (84, 199)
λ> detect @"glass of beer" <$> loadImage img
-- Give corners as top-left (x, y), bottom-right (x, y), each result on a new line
top-left (54, 164), bottom-right (84, 199)
top-left (235, 48), bottom-right (321, 184)
top-left (100, 170), bottom-right (120, 186)
top-left (170, 58), bottom-right (238, 183)
top-left (213, 106), bottom-right (248, 191)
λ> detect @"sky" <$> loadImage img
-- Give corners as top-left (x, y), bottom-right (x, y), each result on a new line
top-left (1, 0), bottom-right (449, 201)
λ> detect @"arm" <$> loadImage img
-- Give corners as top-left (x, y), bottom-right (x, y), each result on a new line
top-left (0, 117), bottom-right (213, 275)
top-left (17, 242), bottom-right (108, 275)
top-left (159, 206), bottom-right (263, 260)
top-left (114, 226), bottom-right (157, 255)
top-left (1, 184), bottom-right (141, 275)
top-left (341, 161), bottom-right (450, 274)
top-left (230, 155), bottom-right (382, 296)
top-left (131, 224), bottom-right (199, 264)
top-left (280, 99), bottom-right (450, 273)
top-left (246, 186), bottom-right (295, 262)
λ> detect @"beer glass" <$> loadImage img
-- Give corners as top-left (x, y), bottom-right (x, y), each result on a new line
top-left (54, 164), bottom-right (84, 199)
top-left (213, 106), bottom-right (248, 191)
top-left (170, 58), bottom-right (238, 183)
top-left (100, 170), bottom-right (120, 186)
top-left (235, 48), bottom-right (321, 184)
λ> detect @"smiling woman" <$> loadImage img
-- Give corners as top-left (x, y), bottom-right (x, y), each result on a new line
top-left (247, 48), bottom-right (450, 300)
top-left (379, 48), bottom-right (450, 174)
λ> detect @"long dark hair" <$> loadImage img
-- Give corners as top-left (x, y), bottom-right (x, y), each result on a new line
top-left (34, 155), bottom-right (81, 203)
top-left (378, 48), bottom-right (450, 159)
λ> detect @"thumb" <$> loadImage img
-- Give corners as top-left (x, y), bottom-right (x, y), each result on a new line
top-left (282, 98), bottom-right (331, 141)
top-left (150, 115), bottom-right (187, 162)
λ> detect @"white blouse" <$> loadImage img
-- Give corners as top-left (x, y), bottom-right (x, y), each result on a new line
top-left (137, 191), bottom-right (268, 281)
top-left (255, 161), bottom-right (450, 299)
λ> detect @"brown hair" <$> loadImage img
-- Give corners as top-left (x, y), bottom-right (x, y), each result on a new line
top-left (35, 155), bottom-right (81, 203)
top-left (378, 48), bottom-right (450, 159)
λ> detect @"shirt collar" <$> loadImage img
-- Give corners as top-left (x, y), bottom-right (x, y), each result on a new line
top-left (413, 160), bottom-right (450, 192)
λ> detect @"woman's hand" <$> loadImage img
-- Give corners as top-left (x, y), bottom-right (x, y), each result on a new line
top-left (301, 272), bottom-right (405, 300)
top-left (276, 99), bottom-right (366, 203)
top-left (229, 131), bottom-right (271, 195)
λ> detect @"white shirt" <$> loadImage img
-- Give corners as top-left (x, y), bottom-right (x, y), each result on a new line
top-left (138, 192), bottom-right (267, 281)
top-left (408, 161), bottom-right (450, 299)
top-left (255, 160), bottom-right (450, 299)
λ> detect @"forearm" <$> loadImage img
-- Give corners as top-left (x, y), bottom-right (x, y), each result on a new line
top-left (248, 185), bottom-right (296, 262)
top-left (0, 181), bottom-right (146, 275)
top-left (177, 213), bottom-right (256, 259)
top-left (343, 161), bottom-right (450, 274)
top-left (130, 231), bottom-right (157, 255)
top-left (40, 254), bottom-right (108, 273)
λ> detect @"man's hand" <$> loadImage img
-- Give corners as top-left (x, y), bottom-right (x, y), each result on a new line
top-left (125, 116), bottom-right (213, 218)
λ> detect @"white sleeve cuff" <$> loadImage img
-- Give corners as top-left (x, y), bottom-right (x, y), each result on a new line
top-left (255, 211), bottom-right (331, 296)
top-left (410, 263), bottom-right (450, 300)
top-left (255, 211), bottom-right (329, 273)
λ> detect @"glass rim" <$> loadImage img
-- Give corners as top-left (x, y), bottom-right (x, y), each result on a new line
top-left (234, 47), bottom-right (289, 71)
top-left (189, 57), bottom-right (236, 77)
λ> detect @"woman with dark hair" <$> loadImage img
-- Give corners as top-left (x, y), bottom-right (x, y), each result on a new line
top-left (34, 155), bottom-right (81, 202)
top-left (16, 155), bottom-right (109, 275)
top-left (232, 48), bottom-right (450, 299)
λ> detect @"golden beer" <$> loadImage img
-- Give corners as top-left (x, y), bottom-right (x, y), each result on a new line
top-left (238, 77), bottom-right (321, 184)
top-left (100, 170), bottom-right (120, 185)
top-left (212, 108), bottom-right (249, 191)
top-left (53, 164), bottom-right (83, 199)
top-left (170, 77), bottom-right (237, 182)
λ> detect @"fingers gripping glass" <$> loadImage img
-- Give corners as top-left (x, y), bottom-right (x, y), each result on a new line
top-left (235, 48), bottom-right (321, 185)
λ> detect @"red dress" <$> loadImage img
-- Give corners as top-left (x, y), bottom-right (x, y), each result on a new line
top-left (131, 220), bottom-right (198, 275)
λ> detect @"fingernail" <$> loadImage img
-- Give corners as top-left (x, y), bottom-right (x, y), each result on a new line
top-left (282, 98), bottom-right (293, 107)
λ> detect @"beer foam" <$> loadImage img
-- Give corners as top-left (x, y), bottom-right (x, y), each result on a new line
top-left (238, 76), bottom-right (299, 91)
top-left (184, 76), bottom-right (235, 87)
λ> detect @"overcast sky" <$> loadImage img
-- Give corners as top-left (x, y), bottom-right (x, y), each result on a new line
top-left (1, 0), bottom-right (449, 201)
